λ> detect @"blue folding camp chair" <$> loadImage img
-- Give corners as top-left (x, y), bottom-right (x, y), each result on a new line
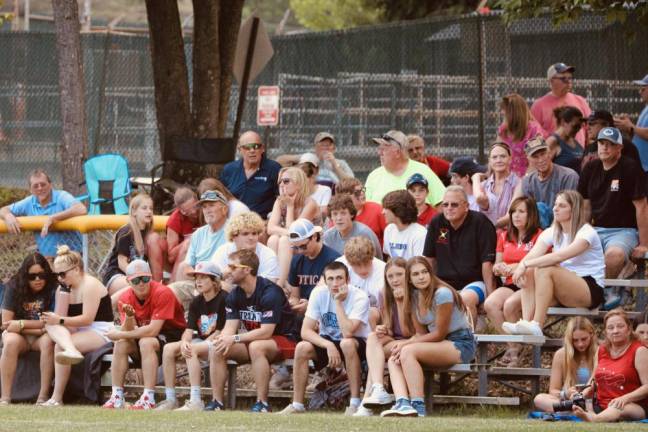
top-left (77, 153), bottom-right (132, 215)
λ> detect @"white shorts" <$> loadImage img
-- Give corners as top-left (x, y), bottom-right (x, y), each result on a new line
top-left (76, 321), bottom-right (115, 343)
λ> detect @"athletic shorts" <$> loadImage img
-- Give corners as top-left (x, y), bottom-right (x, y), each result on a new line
top-left (312, 335), bottom-right (366, 371)
top-left (130, 327), bottom-right (184, 367)
top-left (272, 335), bottom-right (297, 361)
top-left (582, 276), bottom-right (604, 309)
top-left (76, 321), bottom-right (115, 343)
top-left (462, 281), bottom-right (487, 305)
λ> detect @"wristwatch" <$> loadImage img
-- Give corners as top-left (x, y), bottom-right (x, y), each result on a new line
top-left (233, 334), bottom-right (241, 343)
top-left (59, 317), bottom-right (65, 325)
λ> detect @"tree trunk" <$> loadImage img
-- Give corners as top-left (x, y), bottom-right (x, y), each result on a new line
top-left (146, 0), bottom-right (243, 189)
top-left (52, 0), bottom-right (88, 194)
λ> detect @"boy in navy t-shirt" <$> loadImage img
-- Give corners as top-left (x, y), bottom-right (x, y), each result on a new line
top-left (209, 249), bottom-right (298, 413)
top-left (286, 218), bottom-right (340, 315)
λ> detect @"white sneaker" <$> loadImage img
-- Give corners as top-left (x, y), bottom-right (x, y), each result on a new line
top-left (277, 404), bottom-right (305, 415)
top-left (516, 320), bottom-right (544, 336)
top-left (41, 398), bottom-right (63, 407)
top-left (352, 405), bottom-right (374, 417)
top-left (155, 399), bottom-right (179, 410)
top-left (175, 399), bottom-right (204, 411)
top-left (55, 349), bottom-right (84, 365)
top-left (362, 386), bottom-right (394, 409)
top-left (502, 319), bottom-right (529, 335)
top-left (344, 405), bottom-right (358, 416)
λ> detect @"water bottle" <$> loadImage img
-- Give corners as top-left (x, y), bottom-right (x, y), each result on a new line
top-left (54, 284), bottom-right (70, 317)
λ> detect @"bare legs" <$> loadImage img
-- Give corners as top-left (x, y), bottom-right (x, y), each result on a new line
top-left (267, 235), bottom-right (292, 289)
top-left (1, 332), bottom-right (54, 402)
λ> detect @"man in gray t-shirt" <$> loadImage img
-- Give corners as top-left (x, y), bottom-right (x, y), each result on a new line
top-left (513, 136), bottom-right (579, 225)
top-left (322, 194), bottom-right (382, 260)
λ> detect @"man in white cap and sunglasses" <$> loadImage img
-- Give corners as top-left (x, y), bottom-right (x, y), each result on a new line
top-left (531, 62), bottom-right (591, 145)
top-left (364, 130), bottom-right (445, 207)
top-left (104, 259), bottom-right (187, 410)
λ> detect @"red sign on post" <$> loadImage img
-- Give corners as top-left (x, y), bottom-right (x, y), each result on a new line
top-left (257, 86), bottom-right (280, 126)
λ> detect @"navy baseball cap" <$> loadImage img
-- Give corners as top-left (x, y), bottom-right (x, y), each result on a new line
top-left (450, 157), bottom-right (486, 177)
top-left (406, 173), bottom-right (428, 189)
top-left (597, 127), bottom-right (623, 145)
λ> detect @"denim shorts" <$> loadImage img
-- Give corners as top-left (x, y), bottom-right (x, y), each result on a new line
top-left (595, 227), bottom-right (638, 259)
top-left (446, 328), bottom-right (476, 363)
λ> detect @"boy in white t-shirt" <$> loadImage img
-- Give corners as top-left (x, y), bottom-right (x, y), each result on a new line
top-left (336, 236), bottom-right (385, 328)
top-left (279, 262), bottom-right (369, 416)
top-left (382, 190), bottom-right (427, 260)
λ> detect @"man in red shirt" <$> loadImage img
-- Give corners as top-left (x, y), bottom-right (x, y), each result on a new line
top-left (406, 134), bottom-right (450, 184)
top-left (103, 259), bottom-right (187, 410)
top-left (163, 187), bottom-right (201, 281)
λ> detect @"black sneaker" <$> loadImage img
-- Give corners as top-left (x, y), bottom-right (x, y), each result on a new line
top-left (251, 400), bottom-right (271, 413)
top-left (204, 399), bottom-right (224, 411)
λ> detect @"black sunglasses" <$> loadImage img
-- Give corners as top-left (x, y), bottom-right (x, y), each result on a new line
top-left (27, 272), bottom-right (47, 281)
top-left (56, 267), bottom-right (77, 279)
top-left (129, 276), bottom-right (151, 285)
top-left (442, 202), bottom-right (462, 208)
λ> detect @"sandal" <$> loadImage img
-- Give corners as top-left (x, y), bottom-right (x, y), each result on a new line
top-left (496, 347), bottom-right (520, 367)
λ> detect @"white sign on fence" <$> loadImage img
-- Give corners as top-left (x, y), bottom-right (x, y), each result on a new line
top-left (257, 86), bottom-right (280, 126)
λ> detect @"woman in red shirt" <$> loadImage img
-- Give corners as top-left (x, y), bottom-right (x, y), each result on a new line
top-left (485, 196), bottom-right (541, 366)
top-left (574, 309), bottom-right (648, 422)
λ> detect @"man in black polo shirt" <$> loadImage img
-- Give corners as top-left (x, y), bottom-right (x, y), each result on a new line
top-left (578, 127), bottom-right (648, 308)
top-left (220, 131), bottom-right (281, 219)
top-left (423, 185), bottom-right (497, 324)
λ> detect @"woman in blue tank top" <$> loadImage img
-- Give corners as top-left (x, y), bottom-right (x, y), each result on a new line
top-left (534, 317), bottom-right (597, 412)
top-left (547, 106), bottom-right (584, 173)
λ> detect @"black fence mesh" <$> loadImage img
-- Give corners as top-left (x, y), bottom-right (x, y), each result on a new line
top-left (0, 11), bottom-right (646, 186)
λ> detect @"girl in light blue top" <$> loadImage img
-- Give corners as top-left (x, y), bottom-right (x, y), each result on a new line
top-left (382, 256), bottom-right (475, 418)
top-left (534, 317), bottom-right (597, 412)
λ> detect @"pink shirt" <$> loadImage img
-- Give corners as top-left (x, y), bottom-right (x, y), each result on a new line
top-left (498, 120), bottom-right (544, 177)
top-left (530, 92), bottom-right (591, 147)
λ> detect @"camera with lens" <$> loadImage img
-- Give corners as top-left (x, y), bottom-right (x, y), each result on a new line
top-left (552, 384), bottom-right (590, 412)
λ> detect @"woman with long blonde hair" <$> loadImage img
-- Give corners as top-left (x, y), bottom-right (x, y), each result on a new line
top-left (534, 317), bottom-right (597, 412)
top-left (101, 193), bottom-right (162, 304)
top-left (497, 93), bottom-right (543, 177)
top-left (267, 166), bottom-right (321, 287)
top-left (505, 190), bottom-right (605, 337)
top-left (382, 257), bottom-right (475, 417)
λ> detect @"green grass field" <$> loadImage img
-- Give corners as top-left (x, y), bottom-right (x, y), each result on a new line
top-left (0, 405), bottom-right (646, 432)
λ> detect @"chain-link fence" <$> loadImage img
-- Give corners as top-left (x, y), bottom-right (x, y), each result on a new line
top-left (0, 11), bottom-right (647, 187)
top-left (0, 229), bottom-right (114, 281)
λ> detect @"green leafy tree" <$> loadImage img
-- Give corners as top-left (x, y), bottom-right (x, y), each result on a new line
top-left (289, 0), bottom-right (384, 30)
top-left (493, 0), bottom-right (648, 27)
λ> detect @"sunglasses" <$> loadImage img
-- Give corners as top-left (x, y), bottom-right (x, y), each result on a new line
top-left (442, 202), bottom-right (463, 208)
top-left (56, 267), bottom-right (77, 279)
top-left (27, 272), bottom-right (47, 281)
top-left (240, 143), bottom-right (262, 150)
top-left (227, 263), bottom-right (250, 270)
top-left (129, 276), bottom-right (151, 285)
top-left (552, 76), bottom-right (573, 83)
top-left (279, 178), bottom-right (292, 185)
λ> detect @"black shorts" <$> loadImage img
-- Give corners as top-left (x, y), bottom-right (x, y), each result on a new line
top-left (501, 283), bottom-right (520, 292)
top-left (130, 327), bottom-right (184, 368)
top-left (582, 276), bottom-right (604, 309)
top-left (312, 335), bottom-right (366, 371)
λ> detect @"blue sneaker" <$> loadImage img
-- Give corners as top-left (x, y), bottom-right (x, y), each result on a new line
top-left (251, 401), bottom-right (271, 413)
top-left (603, 287), bottom-right (622, 311)
top-left (380, 398), bottom-right (418, 417)
top-left (204, 399), bottom-right (224, 411)
top-left (411, 400), bottom-right (426, 417)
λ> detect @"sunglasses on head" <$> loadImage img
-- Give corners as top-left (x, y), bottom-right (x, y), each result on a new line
top-left (56, 267), bottom-right (77, 279)
top-left (442, 201), bottom-right (462, 208)
top-left (129, 276), bottom-right (151, 285)
top-left (240, 143), bottom-right (262, 150)
top-left (27, 272), bottom-right (47, 281)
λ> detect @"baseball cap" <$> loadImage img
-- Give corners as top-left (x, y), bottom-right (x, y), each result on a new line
top-left (126, 259), bottom-right (152, 280)
top-left (288, 218), bottom-right (323, 243)
top-left (198, 190), bottom-right (228, 206)
top-left (406, 173), bottom-right (429, 189)
top-left (524, 135), bottom-right (550, 156)
top-left (449, 157), bottom-right (486, 177)
top-left (299, 152), bottom-right (320, 167)
top-left (372, 130), bottom-right (407, 149)
top-left (597, 127), bottom-right (623, 145)
top-left (587, 110), bottom-right (614, 125)
top-left (314, 132), bottom-right (335, 145)
top-left (187, 261), bottom-right (223, 279)
top-left (547, 62), bottom-right (575, 79)
top-left (633, 74), bottom-right (648, 86)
